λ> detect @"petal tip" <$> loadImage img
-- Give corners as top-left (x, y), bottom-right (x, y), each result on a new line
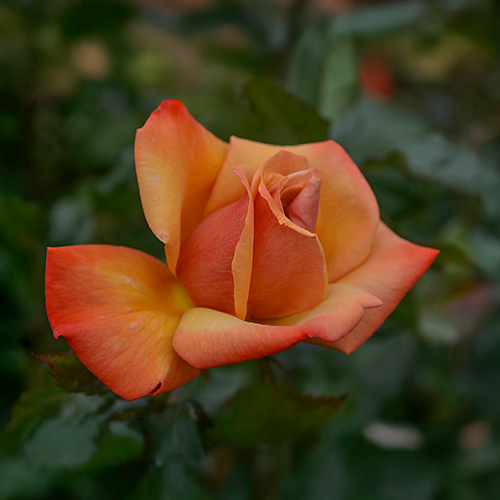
top-left (144, 99), bottom-right (187, 125)
top-left (369, 296), bottom-right (383, 308)
top-left (428, 246), bottom-right (440, 262)
top-left (159, 99), bottom-right (186, 114)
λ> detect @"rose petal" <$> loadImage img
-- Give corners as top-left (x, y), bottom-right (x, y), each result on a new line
top-left (248, 149), bottom-right (311, 196)
top-left (307, 222), bottom-right (439, 354)
top-left (247, 174), bottom-right (327, 318)
top-left (177, 168), bottom-right (253, 319)
top-left (173, 283), bottom-right (381, 369)
top-left (205, 137), bottom-right (379, 281)
top-left (204, 138), bottom-right (281, 215)
top-left (45, 245), bottom-right (200, 401)
top-left (280, 169), bottom-right (322, 233)
top-left (296, 141), bottom-right (379, 281)
top-left (135, 100), bottom-right (228, 273)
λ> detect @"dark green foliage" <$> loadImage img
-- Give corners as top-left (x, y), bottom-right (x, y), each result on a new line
top-left (243, 78), bottom-right (329, 144)
top-left (210, 382), bottom-right (346, 448)
top-left (4, 369), bottom-right (71, 447)
top-left (58, 0), bottom-right (138, 39)
top-left (35, 352), bottom-right (110, 396)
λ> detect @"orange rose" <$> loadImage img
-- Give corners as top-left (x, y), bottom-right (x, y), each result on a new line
top-left (45, 100), bottom-right (438, 401)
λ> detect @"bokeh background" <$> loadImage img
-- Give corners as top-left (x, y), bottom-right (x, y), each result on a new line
top-left (2, 0), bottom-right (500, 498)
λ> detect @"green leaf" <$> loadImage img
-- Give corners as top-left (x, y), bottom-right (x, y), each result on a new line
top-left (243, 78), bottom-right (329, 144)
top-left (136, 461), bottom-right (214, 500)
top-left (355, 333), bottom-right (419, 419)
top-left (161, 462), bottom-right (214, 500)
top-left (0, 454), bottom-right (51, 499)
top-left (333, 99), bottom-right (500, 218)
top-left (317, 31), bottom-right (358, 120)
top-left (35, 352), bottom-right (110, 396)
top-left (287, 25), bottom-right (327, 105)
top-left (4, 369), bottom-right (70, 446)
top-left (472, 228), bottom-right (500, 277)
top-left (332, 98), bottom-right (428, 159)
top-left (287, 23), bottom-right (358, 122)
top-left (137, 403), bottom-right (212, 500)
top-left (395, 132), bottom-right (500, 219)
top-left (210, 382), bottom-right (346, 448)
top-left (4, 365), bottom-right (107, 466)
top-left (398, 133), bottom-right (485, 195)
top-left (364, 167), bottom-right (428, 220)
top-left (22, 407), bottom-right (102, 470)
top-left (86, 421), bottom-right (144, 469)
top-left (398, 134), bottom-right (500, 218)
top-left (334, 1), bottom-right (427, 38)
top-left (16, 389), bottom-right (107, 471)
top-left (153, 404), bottom-right (205, 468)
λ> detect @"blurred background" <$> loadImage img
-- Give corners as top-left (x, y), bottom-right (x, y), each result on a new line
top-left (2, 0), bottom-right (500, 498)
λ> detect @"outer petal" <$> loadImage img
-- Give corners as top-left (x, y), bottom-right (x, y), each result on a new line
top-left (172, 284), bottom-right (381, 369)
top-left (45, 245), bottom-right (200, 401)
top-left (308, 223), bottom-right (439, 354)
top-left (295, 141), bottom-right (379, 281)
top-left (205, 137), bottom-right (379, 281)
top-left (177, 168), bottom-right (253, 320)
top-left (135, 100), bottom-right (228, 273)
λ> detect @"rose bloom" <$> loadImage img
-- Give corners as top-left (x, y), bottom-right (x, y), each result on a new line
top-left (45, 100), bottom-right (438, 401)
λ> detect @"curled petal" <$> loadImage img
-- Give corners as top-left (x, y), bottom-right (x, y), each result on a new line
top-left (173, 284), bottom-right (381, 369)
top-left (279, 169), bottom-right (322, 233)
top-left (308, 223), bottom-right (439, 354)
top-left (204, 138), bottom-right (281, 215)
top-left (248, 150), bottom-right (310, 196)
top-left (177, 168), bottom-right (254, 319)
top-left (205, 137), bottom-right (380, 281)
top-left (247, 176), bottom-right (327, 318)
top-left (135, 100), bottom-right (228, 273)
top-left (45, 245), bottom-right (200, 401)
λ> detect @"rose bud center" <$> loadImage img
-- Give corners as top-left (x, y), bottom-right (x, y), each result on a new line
top-left (176, 152), bottom-right (327, 320)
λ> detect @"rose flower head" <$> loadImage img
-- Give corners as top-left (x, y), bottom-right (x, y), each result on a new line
top-left (45, 100), bottom-right (438, 401)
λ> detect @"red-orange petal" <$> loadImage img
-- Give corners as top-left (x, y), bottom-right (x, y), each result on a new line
top-left (172, 284), bottom-right (381, 369)
top-left (308, 223), bottom-right (439, 354)
top-left (135, 100), bottom-right (228, 273)
top-left (205, 137), bottom-right (379, 282)
top-left (45, 245), bottom-right (200, 401)
top-left (176, 168), bottom-right (254, 319)
top-left (247, 175), bottom-right (327, 318)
